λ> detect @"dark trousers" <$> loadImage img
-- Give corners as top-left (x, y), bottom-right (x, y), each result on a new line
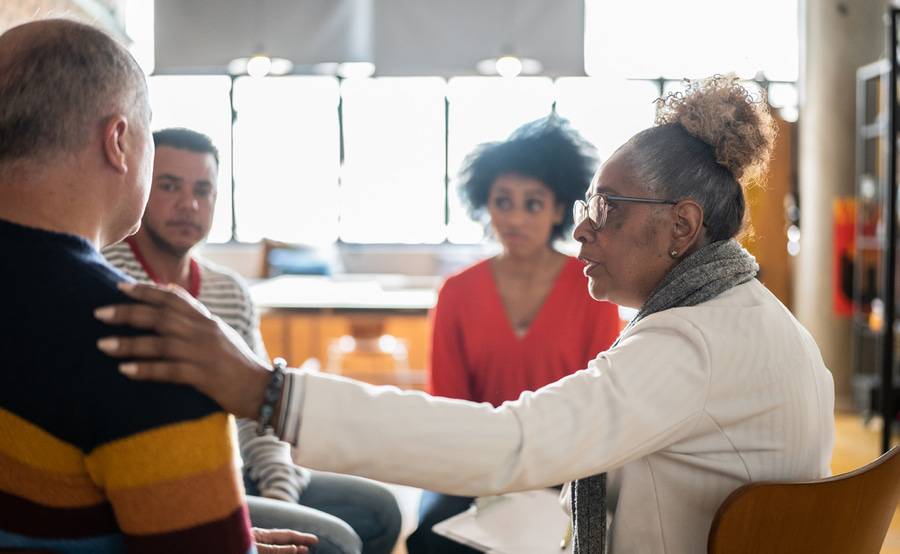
top-left (405, 491), bottom-right (479, 554)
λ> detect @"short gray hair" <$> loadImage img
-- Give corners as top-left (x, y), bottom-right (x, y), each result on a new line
top-left (0, 19), bottom-right (148, 166)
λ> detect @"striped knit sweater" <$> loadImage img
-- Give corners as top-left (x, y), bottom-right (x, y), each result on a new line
top-left (103, 239), bottom-right (308, 502)
top-left (0, 218), bottom-right (255, 553)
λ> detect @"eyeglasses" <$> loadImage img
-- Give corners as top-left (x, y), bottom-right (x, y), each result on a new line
top-left (573, 192), bottom-right (678, 232)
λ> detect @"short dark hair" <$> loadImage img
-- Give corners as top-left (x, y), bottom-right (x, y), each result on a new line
top-left (153, 128), bottom-right (220, 167)
top-left (0, 19), bottom-right (147, 167)
top-left (624, 75), bottom-right (776, 242)
top-left (459, 115), bottom-right (597, 242)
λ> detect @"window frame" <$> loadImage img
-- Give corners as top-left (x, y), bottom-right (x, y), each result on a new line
top-left (157, 75), bottom-right (795, 246)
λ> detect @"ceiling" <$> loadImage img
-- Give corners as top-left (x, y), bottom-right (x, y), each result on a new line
top-left (153, 0), bottom-right (585, 76)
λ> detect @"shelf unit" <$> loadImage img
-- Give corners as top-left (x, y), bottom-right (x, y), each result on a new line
top-left (853, 9), bottom-right (900, 454)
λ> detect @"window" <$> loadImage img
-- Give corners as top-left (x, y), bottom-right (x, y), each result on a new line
top-left (584, 0), bottom-right (799, 81)
top-left (148, 74), bottom-right (793, 245)
top-left (147, 76), bottom-right (233, 242)
top-left (340, 78), bottom-right (446, 243)
top-left (446, 77), bottom-right (555, 243)
top-left (555, 78), bottom-right (659, 164)
top-left (232, 76), bottom-right (340, 244)
top-left (147, 74), bottom-right (796, 244)
top-left (140, 0), bottom-right (799, 246)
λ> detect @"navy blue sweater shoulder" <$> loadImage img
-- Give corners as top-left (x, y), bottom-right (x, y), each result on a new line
top-left (0, 218), bottom-right (220, 453)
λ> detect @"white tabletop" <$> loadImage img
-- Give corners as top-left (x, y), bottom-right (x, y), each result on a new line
top-left (250, 274), bottom-right (438, 311)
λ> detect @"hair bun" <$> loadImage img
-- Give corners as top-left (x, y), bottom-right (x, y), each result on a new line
top-left (655, 74), bottom-right (776, 183)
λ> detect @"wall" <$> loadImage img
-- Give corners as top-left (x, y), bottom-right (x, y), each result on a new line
top-left (798, 0), bottom-right (891, 408)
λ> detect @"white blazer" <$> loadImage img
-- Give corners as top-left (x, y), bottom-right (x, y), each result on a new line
top-left (285, 279), bottom-right (835, 554)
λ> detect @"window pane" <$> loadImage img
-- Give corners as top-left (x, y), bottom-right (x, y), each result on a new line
top-left (446, 77), bottom-right (555, 243)
top-left (585, 0), bottom-right (799, 81)
top-left (769, 82), bottom-right (799, 122)
top-left (148, 76), bottom-right (233, 243)
top-left (124, 0), bottom-right (154, 74)
top-left (340, 77), bottom-right (446, 244)
top-left (555, 78), bottom-right (659, 164)
top-left (661, 77), bottom-right (760, 99)
top-left (233, 76), bottom-right (340, 244)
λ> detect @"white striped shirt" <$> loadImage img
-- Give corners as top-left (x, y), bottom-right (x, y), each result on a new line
top-left (103, 241), bottom-right (309, 502)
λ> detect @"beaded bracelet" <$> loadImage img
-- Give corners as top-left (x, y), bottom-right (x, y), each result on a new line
top-left (256, 357), bottom-right (287, 435)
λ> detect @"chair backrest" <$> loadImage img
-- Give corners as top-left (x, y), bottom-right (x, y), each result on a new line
top-left (707, 446), bottom-right (900, 554)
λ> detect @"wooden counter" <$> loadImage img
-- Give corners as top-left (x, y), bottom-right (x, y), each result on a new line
top-left (251, 275), bottom-right (438, 389)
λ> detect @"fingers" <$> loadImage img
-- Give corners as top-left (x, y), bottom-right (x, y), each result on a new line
top-left (97, 334), bottom-right (197, 361)
top-left (257, 545), bottom-right (308, 554)
top-left (95, 303), bottom-right (194, 335)
top-left (255, 529), bottom-right (318, 546)
top-left (116, 361), bottom-right (205, 386)
top-left (253, 527), bottom-right (319, 553)
top-left (116, 281), bottom-right (210, 318)
top-left (253, 528), bottom-right (318, 544)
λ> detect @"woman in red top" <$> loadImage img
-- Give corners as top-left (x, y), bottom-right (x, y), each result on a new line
top-left (407, 116), bottom-right (621, 554)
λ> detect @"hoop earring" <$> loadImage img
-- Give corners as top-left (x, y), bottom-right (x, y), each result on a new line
top-left (669, 249), bottom-right (679, 258)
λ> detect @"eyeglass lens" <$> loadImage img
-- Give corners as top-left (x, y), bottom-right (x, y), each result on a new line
top-left (574, 195), bottom-right (607, 230)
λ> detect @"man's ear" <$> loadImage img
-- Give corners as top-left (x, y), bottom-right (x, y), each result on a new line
top-left (102, 115), bottom-right (129, 175)
top-left (670, 199), bottom-right (705, 253)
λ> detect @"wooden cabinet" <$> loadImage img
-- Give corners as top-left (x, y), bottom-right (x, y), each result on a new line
top-left (260, 309), bottom-right (431, 390)
top-left (252, 274), bottom-right (438, 390)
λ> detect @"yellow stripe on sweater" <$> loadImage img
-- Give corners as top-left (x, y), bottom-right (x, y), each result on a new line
top-left (0, 449), bottom-right (105, 508)
top-left (0, 408), bottom-right (85, 474)
top-left (109, 459), bottom-right (245, 535)
top-left (85, 412), bottom-right (235, 490)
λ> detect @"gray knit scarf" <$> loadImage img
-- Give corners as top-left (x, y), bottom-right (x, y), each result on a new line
top-left (570, 239), bottom-right (758, 554)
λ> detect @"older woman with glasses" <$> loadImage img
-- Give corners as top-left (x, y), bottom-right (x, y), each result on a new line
top-left (97, 75), bottom-right (835, 554)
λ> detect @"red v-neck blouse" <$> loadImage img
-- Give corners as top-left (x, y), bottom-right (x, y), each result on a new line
top-left (428, 256), bottom-right (621, 407)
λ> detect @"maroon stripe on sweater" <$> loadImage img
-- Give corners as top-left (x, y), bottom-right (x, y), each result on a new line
top-left (0, 490), bottom-right (117, 538)
top-left (124, 503), bottom-right (254, 554)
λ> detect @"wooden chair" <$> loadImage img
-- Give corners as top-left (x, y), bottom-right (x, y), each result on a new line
top-left (707, 446), bottom-right (900, 554)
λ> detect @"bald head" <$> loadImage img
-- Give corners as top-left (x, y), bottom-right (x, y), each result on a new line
top-left (0, 19), bottom-right (149, 170)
